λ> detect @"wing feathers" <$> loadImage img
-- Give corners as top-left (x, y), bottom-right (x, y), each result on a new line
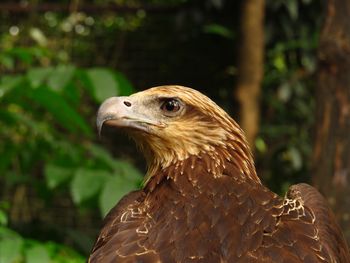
top-left (89, 173), bottom-right (350, 262)
top-left (287, 183), bottom-right (350, 263)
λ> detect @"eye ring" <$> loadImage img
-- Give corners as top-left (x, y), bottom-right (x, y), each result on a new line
top-left (160, 99), bottom-right (181, 115)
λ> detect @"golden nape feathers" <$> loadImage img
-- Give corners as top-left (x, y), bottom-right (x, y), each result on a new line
top-left (91, 85), bottom-right (349, 263)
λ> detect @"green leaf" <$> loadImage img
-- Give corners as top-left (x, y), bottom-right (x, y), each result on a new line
top-left (203, 23), bottom-right (234, 39)
top-left (286, 147), bottom-right (302, 170)
top-left (27, 65), bottom-right (76, 91)
top-left (86, 68), bottom-right (118, 102)
top-left (301, 54), bottom-right (316, 73)
top-left (99, 175), bottom-right (136, 217)
top-left (29, 27), bottom-right (48, 47)
top-left (114, 72), bottom-right (134, 95)
top-left (113, 160), bottom-right (143, 183)
top-left (277, 83), bottom-right (292, 102)
top-left (0, 75), bottom-right (24, 98)
top-left (27, 67), bottom-right (53, 88)
top-left (86, 144), bottom-right (116, 169)
top-left (45, 164), bottom-right (72, 189)
top-left (0, 226), bottom-right (20, 239)
top-left (62, 82), bottom-right (81, 107)
top-left (9, 47), bottom-right (34, 64)
top-left (47, 64), bottom-right (76, 91)
top-left (273, 53), bottom-right (286, 72)
top-left (0, 210), bottom-right (7, 226)
top-left (44, 241), bottom-right (84, 263)
top-left (70, 169), bottom-right (108, 205)
top-left (0, 236), bottom-right (24, 263)
top-left (25, 244), bottom-right (51, 263)
top-left (29, 87), bottom-right (92, 136)
top-left (52, 140), bottom-right (83, 166)
top-left (255, 137), bottom-right (267, 154)
top-left (0, 54), bottom-right (14, 69)
top-left (285, 0), bottom-right (298, 21)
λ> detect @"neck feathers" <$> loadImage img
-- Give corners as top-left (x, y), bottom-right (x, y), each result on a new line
top-left (144, 136), bottom-right (260, 192)
top-left (140, 107), bottom-right (260, 190)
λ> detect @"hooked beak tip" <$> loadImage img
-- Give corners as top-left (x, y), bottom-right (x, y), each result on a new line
top-left (96, 118), bottom-right (104, 138)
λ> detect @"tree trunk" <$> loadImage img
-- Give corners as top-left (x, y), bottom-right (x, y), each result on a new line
top-left (313, 0), bottom-right (350, 243)
top-left (235, 0), bottom-right (265, 149)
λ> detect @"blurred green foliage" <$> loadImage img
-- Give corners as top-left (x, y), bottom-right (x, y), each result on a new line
top-left (0, 45), bottom-right (141, 213)
top-left (0, 224), bottom-right (85, 263)
top-left (258, 0), bottom-right (322, 193)
top-left (0, 44), bottom-right (142, 260)
top-left (0, 199), bottom-right (84, 262)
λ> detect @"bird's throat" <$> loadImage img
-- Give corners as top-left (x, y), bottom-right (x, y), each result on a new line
top-left (144, 146), bottom-right (260, 193)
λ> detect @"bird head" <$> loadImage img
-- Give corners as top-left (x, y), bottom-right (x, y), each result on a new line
top-left (97, 85), bottom-right (258, 184)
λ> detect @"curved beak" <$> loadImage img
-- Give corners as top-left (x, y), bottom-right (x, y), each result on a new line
top-left (96, 96), bottom-right (166, 137)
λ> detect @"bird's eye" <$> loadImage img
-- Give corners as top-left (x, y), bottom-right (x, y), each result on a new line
top-left (161, 99), bottom-right (181, 115)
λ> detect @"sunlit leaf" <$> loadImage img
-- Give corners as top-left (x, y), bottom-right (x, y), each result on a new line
top-left (99, 175), bottom-right (136, 217)
top-left (29, 27), bottom-right (48, 47)
top-left (255, 137), bottom-right (267, 154)
top-left (27, 65), bottom-right (75, 91)
top-left (29, 87), bottom-right (92, 135)
top-left (0, 210), bottom-right (7, 226)
top-left (0, 54), bottom-right (14, 69)
top-left (285, 0), bottom-right (298, 21)
top-left (277, 83), bottom-right (291, 102)
top-left (44, 241), bottom-right (85, 263)
top-left (301, 54), bottom-right (316, 73)
top-left (70, 169), bottom-right (109, 205)
top-left (285, 147), bottom-right (302, 170)
top-left (45, 164), bottom-right (72, 189)
top-left (113, 160), bottom-right (143, 183)
top-left (86, 68), bottom-right (118, 103)
top-left (25, 244), bottom-right (51, 263)
top-left (27, 67), bottom-right (53, 88)
top-left (30, 46), bottom-right (50, 60)
top-left (203, 23), bottom-right (234, 39)
top-left (273, 53), bottom-right (286, 72)
top-left (0, 75), bottom-right (24, 98)
top-left (47, 64), bottom-right (76, 91)
top-left (0, 235), bottom-right (23, 263)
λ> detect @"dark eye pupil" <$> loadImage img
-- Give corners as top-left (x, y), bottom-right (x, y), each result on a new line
top-left (166, 100), bottom-right (176, 111)
top-left (161, 99), bottom-right (180, 113)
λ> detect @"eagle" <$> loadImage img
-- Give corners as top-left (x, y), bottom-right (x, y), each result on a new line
top-left (90, 85), bottom-right (349, 262)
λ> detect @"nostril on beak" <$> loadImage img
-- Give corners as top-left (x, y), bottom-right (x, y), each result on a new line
top-left (123, 101), bottom-right (132, 107)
